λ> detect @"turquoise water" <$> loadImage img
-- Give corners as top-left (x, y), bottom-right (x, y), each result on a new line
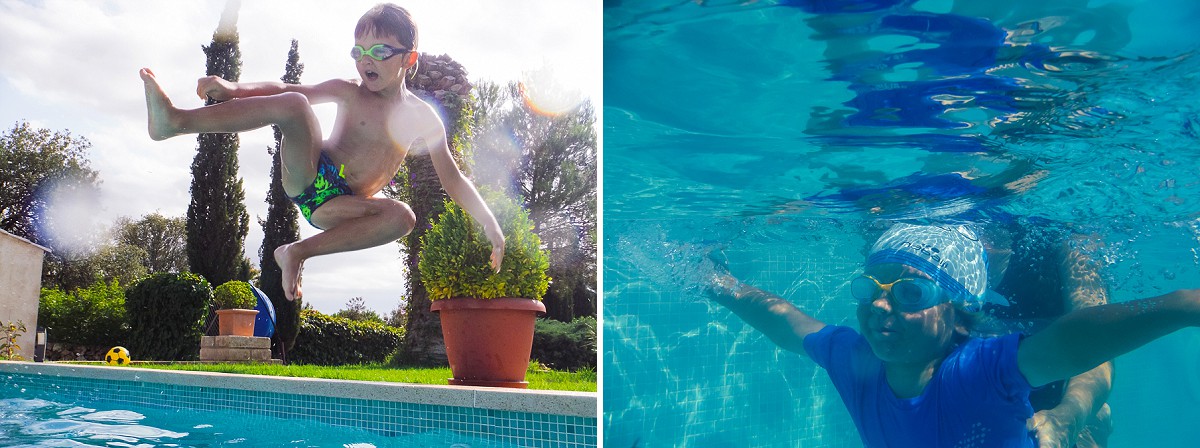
top-left (0, 373), bottom-right (547, 447)
top-left (0, 395), bottom-right (507, 447)
top-left (604, 0), bottom-right (1200, 446)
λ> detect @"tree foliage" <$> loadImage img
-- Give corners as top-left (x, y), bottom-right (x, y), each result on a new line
top-left (260, 39), bottom-right (305, 357)
top-left (113, 213), bottom-right (188, 274)
top-left (472, 77), bottom-right (598, 321)
top-left (1, 121), bottom-right (103, 291)
top-left (188, 20), bottom-right (250, 289)
top-left (40, 213), bottom-right (185, 292)
top-left (0, 121), bottom-right (99, 243)
top-left (333, 297), bottom-right (384, 324)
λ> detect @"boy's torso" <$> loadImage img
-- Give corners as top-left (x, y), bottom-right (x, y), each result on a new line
top-left (324, 84), bottom-right (435, 196)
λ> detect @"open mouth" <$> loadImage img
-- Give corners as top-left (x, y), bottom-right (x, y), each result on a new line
top-left (365, 70), bottom-right (379, 81)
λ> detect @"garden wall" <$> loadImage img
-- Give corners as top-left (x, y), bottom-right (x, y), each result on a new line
top-left (0, 229), bottom-right (49, 360)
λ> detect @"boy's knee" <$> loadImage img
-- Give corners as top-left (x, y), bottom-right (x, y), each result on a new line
top-left (277, 91), bottom-right (308, 106)
top-left (388, 200), bottom-right (416, 229)
top-left (275, 92), bottom-right (312, 117)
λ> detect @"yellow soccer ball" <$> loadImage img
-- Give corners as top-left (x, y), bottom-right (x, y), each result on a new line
top-left (105, 346), bottom-right (131, 366)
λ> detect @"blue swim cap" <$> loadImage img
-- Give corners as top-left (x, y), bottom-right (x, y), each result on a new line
top-left (867, 224), bottom-right (1007, 311)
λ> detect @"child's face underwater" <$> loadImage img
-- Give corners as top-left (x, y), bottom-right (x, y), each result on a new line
top-left (856, 263), bottom-right (966, 365)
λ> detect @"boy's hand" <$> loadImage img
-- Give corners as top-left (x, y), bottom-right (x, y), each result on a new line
top-left (1027, 408), bottom-right (1082, 448)
top-left (196, 76), bottom-right (236, 102)
top-left (490, 242), bottom-right (505, 273)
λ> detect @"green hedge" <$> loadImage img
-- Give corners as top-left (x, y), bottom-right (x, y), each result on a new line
top-left (125, 273), bottom-right (211, 361)
top-left (291, 309), bottom-right (404, 366)
top-left (38, 280), bottom-right (129, 346)
top-left (531, 316), bottom-right (596, 371)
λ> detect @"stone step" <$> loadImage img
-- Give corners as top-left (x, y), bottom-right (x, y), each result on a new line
top-left (199, 347), bottom-right (272, 362)
top-left (201, 336), bottom-right (270, 349)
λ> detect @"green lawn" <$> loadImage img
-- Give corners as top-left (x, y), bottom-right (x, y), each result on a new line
top-left (133, 362), bottom-right (596, 392)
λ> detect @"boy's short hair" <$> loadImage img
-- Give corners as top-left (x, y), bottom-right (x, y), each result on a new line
top-left (356, 3), bottom-right (418, 50)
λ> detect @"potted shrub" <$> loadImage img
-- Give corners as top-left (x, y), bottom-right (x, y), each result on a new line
top-left (419, 192), bottom-right (550, 388)
top-left (213, 280), bottom-right (259, 337)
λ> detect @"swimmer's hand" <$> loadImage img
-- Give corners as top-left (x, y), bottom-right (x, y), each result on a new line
top-left (1027, 408), bottom-right (1082, 448)
top-left (196, 75), bottom-right (237, 102)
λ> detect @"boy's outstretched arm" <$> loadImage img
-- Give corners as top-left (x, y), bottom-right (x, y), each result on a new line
top-left (420, 107), bottom-right (505, 272)
top-left (709, 269), bottom-right (826, 355)
top-left (1018, 289), bottom-right (1200, 388)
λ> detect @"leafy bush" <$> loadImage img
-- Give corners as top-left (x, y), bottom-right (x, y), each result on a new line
top-left (2, 321), bottom-right (26, 360)
top-left (419, 192), bottom-right (550, 301)
top-left (213, 280), bottom-right (256, 309)
top-left (125, 273), bottom-right (211, 361)
top-left (38, 280), bottom-right (130, 346)
top-left (531, 316), bottom-right (596, 371)
top-left (291, 309), bottom-right (404, 366)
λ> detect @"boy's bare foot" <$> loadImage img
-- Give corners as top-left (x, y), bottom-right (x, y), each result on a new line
top-left (274, 243), bottom-right (304, 301)
top-left (140, 68), bottom-right (181, 141)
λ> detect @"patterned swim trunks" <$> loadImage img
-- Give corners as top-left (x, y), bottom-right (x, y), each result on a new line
top-left (290, 152), bottom-right (353, 229)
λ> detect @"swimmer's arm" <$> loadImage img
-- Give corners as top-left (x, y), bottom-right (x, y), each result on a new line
top-left (419, 107), bottom-right (506, 271)
top-left (1018, 289), bottom-right (1200, 388)
top-left (196, 77), bottom-right (354, 104)
top-left (1053, 236), bottom-right (1113, 422)
top-left (709, 278), bottom-right (826, 355)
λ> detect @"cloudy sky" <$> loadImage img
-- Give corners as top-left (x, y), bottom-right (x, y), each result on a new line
top-left (0, 0), bottom-right (601, 315)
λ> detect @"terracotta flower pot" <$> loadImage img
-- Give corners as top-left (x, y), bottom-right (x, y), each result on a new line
top-left (431, 297), bottom-right (546, 388)
top-left (215, 309), bottom-right (259, 336)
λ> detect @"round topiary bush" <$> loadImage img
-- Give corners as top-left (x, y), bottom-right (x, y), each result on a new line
top-left (213, 280), bottom-right (256, 310)
top-left (418, 191), bottom-right (551, 301)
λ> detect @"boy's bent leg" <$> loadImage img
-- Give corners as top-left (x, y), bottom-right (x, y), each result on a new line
top-left (140, 68), bottom-right (320, 194)
top-left (274, 196), bottom-right (417, 301)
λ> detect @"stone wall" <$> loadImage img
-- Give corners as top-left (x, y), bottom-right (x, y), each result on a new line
top-left (0, 229), bottom-right (49, 361)
top-left (45, 343), bottom-right (109, 362)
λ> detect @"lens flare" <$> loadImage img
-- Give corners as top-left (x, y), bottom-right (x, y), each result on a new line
top-left (470, 126), bottom-right (522, 197)
top-left (389, 101), bottom-right (449, 156)
top-left (518, 72), bottom-right (585, 118)
top-left (36, 177), bottom-right (105, 254)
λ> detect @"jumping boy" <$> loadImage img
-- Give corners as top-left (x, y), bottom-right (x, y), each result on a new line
top-left (708, 223), bottom-right (1199, 447)
top-left (140, 4), bottom-right (504, 301)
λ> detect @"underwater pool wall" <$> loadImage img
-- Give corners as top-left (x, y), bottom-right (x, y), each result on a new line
top-left (1, 361), bottom-right (596, 447)
top-left (603, 242), bottom-right (868, 448)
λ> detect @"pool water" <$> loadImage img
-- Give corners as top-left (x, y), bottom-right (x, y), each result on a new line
top-left (0, 395), bottom-right (506, 448)
top-left (604, 0), bottom-right (1200, 446)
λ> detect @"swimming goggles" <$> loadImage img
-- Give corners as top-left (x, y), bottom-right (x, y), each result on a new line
top-left (351, 44), bottom-right (409, 62)
top-left (850, 274), bottom-right (948, 312)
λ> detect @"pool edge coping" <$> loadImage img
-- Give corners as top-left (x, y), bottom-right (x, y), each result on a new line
top-left (0, 361), bottom-right (596, 418)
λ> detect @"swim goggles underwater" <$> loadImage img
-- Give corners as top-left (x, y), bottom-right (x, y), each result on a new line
top-left (351, 44), bottom-right (409, 62)
top-left (850, 274), bottom-right (949, 312)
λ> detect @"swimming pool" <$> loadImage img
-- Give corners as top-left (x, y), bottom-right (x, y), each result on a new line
top-left (1, 362), bottom-right (596, 447)
top-left (603, 0), bottom-right (1200, 446)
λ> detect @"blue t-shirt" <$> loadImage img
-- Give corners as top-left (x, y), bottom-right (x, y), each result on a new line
top-left (803, 325), bottom-right (1035, 448)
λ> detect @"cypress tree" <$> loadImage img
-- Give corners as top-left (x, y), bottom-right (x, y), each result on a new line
top-left (260, 39), bottom-right (304, 359)
top-left (187, 17), bottom-right (250, 291)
